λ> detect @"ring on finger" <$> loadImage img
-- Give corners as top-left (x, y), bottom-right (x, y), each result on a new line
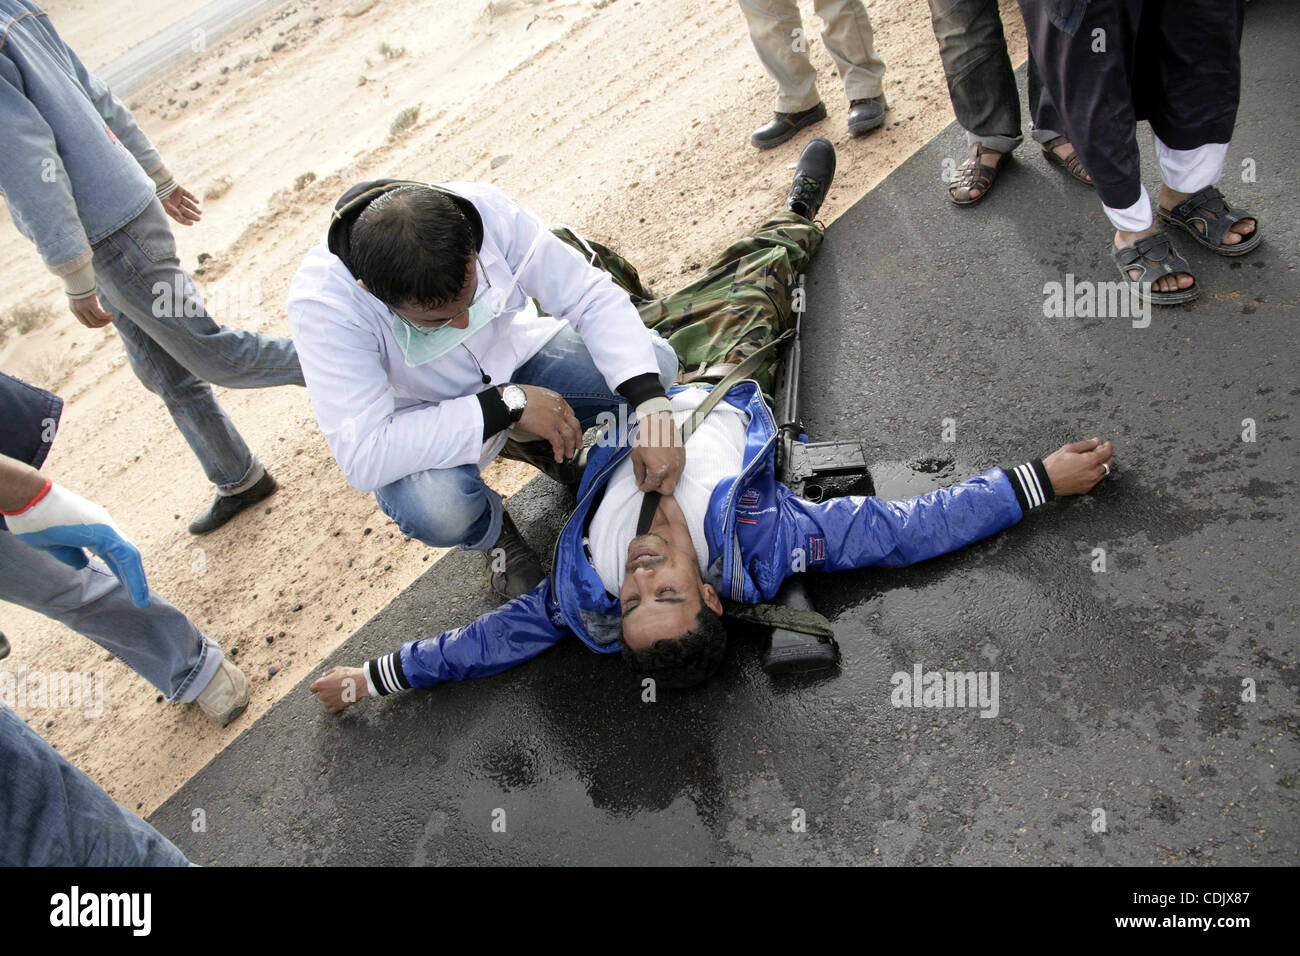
top-left (1101, 462), bottom-right (1111, 477)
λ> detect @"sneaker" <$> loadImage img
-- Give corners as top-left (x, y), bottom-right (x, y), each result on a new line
top-left (751, 102), bottom-right (827, 150)
top-left (785, 137), bottom-right (837, 220)
top-left (195, 658), bottom-right (250, 727)
top-left (847, 95), bottom-right (887, 136)
top-left (487, 511), bottom-right (544, 599)
top-left (188, 472), bottom-right (278, 535)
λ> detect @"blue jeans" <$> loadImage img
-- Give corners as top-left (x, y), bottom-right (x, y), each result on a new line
top-left (92, 199), bottom-right (305, 495)
top-left (0, 702), bottom-right (191, 865)
top-left (375, 326), bottom-right (678, 550)
top-left (0, 529), bottom-right (223, 703)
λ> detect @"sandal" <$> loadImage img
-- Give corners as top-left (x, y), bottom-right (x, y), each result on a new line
top-left (1040, 135), bottom-right (1093, 186)
top-left (1111, 231), bottom-right (1199, 306)
top-left (1157, 185), bottom-right (1261, 256)
top-left (947, 143), bottom-right (1007, 207)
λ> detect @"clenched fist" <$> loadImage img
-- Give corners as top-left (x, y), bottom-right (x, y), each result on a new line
top-left (1043, 438), bottom-right (1115, 496)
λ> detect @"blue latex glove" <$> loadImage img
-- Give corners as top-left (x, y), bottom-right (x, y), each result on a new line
top-left (6, 481), bottom-right (151, 608)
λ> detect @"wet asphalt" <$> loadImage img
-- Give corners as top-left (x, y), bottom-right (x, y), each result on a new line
top-left (149, 0), bottom-right (1298, 865)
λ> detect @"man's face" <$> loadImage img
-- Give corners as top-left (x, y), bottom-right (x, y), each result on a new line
top-left (619, 494), bottom-right (723, 650)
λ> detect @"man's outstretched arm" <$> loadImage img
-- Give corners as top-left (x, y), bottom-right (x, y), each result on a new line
top-left (310, 580), bottom-right (569, 712)
top-left (777, 439), bottom-right (1114, 574)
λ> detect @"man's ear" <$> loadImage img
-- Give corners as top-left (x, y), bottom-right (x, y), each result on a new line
top-left (701, 583), bottom-right (723, 616)
top-left (356, 278), bottom-right (369, 291)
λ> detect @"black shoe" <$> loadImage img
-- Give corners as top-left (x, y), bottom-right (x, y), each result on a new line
top-left (785, 137), bottom-right (836, 220)
top-left (487, 511), bottom-right (544, 599)
top-left (502, 438), bottom-right (583, 487)
top-left (847, 95), bottom-right (887, 136)
top-left (188, 472), bottom-right (278, 535)
top-left (751, 102), bottom-right (827, 150)
top-left (502, 425), bottom-right (607, 488)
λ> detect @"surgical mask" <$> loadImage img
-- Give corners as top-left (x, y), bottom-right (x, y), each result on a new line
top-left (390, 265), bottom-right (499, 367)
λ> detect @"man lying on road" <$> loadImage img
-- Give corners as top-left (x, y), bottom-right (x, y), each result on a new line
top-left (310, 139), bottom-right (1116, 704)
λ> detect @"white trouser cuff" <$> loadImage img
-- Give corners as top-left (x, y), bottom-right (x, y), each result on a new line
top-left (1104, 184), bottom-right (1153, 233)
top-left (1153, 136), bottom-right (1229, 195)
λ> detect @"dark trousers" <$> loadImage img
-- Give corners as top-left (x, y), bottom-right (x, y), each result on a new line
top-left (927, 0), bottom-right (1058, 150)
top-left (1017, 0), bottom-right (1245, 210)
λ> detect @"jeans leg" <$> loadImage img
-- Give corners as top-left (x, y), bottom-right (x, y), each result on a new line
top-left (375, 464), bottom-right (501, 551)
top-left (510, 326), bottom-right (678, 429)
top-left (1027, 49), bottom-right (1061, 143)
top-left (92, 199), bottom-right (304, 389)
top-left (0, 703), bottom-right (192, 865)
top-left (0, 530), bottom-right (223, 703)
top-left (112, 309), bottom-right (263, 493)
top-left (927, 0), bottom-right (1023, 151)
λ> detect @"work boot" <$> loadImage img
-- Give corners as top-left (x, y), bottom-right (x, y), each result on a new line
top-left (194, 658), bottom-right (250, 727)
top-left (502, 438), bottom-right (584, 487)
top-left (487, 511), bottom-right (544, 599)
top-left (847, 95), bottom-right (887, 136)
top-left (751, 102), bottom-right (827, 150)
top-left (189, 472), bottom-right (278, 535)
top-left (502, 426), bottom-right (606, 488)
top-left (785, 137), bottom-right (837, 220)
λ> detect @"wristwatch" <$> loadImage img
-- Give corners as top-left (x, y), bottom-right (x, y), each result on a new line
top-left (501, 384), bottom-right (527, 424)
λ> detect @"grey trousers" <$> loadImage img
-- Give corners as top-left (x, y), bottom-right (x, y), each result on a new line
top-left (738, 0), bottom-right (886, 112)
top-left (0, 529), bottom-right (222, 703)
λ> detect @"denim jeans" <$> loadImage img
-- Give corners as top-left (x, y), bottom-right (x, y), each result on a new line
top-left (927, 0), bottom-right (1061, 153)
top-left (0, 529), bottom-right (223, 703)
top-left (0, 702), bottom-right (191, 865)
top-left (375, 326), bottom-right (679, 550)
top-left (92, 199), bottom-right (305, 495)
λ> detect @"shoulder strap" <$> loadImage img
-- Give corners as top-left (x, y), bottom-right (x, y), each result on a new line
top-left (679, 329), bottom-right (793, 443)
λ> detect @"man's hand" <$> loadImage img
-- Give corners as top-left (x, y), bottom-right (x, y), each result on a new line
top-left (632, 409), bottom-right (686, 495)
top-left (310, 666), bottom-right (371, 713)
top-left (161, 185), bottom-right (202, 226)
top-left (1043, 438), bottom-right (1115, 496)
top-left (68, 293), bottom-right (114, 329)
top-left (5, 481), bottom-right (150, 608)
top-left (515, 384), bottom-right (582, 463)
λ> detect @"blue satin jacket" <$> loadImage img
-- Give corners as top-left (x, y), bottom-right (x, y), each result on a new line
top-left (376, 382), bottom-right (1026, 690)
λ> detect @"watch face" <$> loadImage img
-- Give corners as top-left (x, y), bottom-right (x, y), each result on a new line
top-left (505, 386), bottom-right (526, 418)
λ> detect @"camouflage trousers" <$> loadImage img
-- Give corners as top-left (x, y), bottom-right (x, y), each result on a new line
top-left (550, 212), bottom-right (824, 396)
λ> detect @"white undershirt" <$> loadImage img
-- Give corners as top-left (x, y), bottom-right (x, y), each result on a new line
top-left (588, 387), bottom-right (750, 596)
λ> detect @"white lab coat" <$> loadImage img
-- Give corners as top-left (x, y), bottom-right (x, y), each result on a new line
top-left (287, 181), bottom-right (660, 492)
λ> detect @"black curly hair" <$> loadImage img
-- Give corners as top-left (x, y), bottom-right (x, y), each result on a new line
top-left (349, 185), bottom-right (475, 309)
top-left (620, 598), bottom-right (728, 689)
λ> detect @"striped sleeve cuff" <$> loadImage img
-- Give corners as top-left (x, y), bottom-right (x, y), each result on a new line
top-left (147, 164), bottom-right (178, 200)
top-left (1002, 460), bottom-right (1055, 513)
top-left (364, 652), bottom-right (411, 696)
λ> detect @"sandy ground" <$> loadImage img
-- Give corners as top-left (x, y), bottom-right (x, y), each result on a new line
top-left (0, 0), bottom-right (1028, 817)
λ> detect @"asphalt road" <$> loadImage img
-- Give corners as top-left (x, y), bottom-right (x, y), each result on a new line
top-left (150, 0), bottom-right (1298, 865)
top-left (97, 0), bottom-right (286, 95)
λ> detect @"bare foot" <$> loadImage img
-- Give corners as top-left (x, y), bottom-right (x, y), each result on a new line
top-left (1114, 224), bottom-right (1194, 294)
top-left (1158, 184), bottom-right (1255, 245)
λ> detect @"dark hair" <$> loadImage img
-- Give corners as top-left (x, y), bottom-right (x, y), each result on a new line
top-left (348, 186), bottom-right (475, 308)
top-left (620, 600), bottom-right (728, 689)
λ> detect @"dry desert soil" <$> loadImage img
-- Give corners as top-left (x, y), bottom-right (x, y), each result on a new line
top-left (0, 0), bottom-right (1030, 816)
